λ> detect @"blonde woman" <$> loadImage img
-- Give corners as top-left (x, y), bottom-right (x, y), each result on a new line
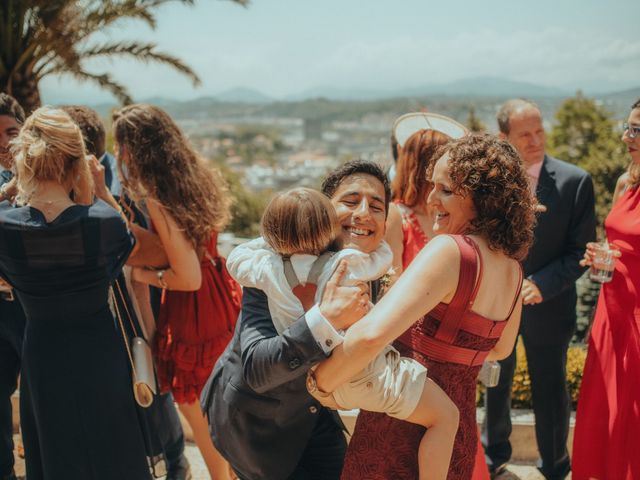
top-left (103, 104), bottom-right (241, 480)
top-left (0, 106), bottom-right (151, 479)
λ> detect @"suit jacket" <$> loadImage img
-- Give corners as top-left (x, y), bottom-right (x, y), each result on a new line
top-left (521, 155), bottom-right (596, 346)
top-left (200, 287), bottom-right (343, 480)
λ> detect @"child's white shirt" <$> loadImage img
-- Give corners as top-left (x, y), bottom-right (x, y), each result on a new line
top-left (227, 237), bottom-right (393, 334)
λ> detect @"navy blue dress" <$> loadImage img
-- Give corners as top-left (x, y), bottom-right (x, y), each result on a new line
top-left (0, 200), bottom-right (151, 480)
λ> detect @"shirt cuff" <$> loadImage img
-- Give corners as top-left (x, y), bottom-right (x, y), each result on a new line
top-left (305, 304), bottom-right (344, 355)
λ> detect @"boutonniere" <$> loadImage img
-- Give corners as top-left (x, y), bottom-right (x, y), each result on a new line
top-left (378, 267), bottom-right (397, 297)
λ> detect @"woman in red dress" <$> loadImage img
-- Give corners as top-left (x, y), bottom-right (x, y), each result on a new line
top-left (385, 128), bottom-right (449, 275)
top-left (379, 124), bottom-right (490, 480)
top-left (111, 105), bottom-right (241, 480)
top-left (572, 99), bottom-right (640, 480)
top-left (313, 134), bottom-right (535, 480)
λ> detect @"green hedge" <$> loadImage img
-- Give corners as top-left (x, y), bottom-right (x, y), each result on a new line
top-left (478, 339), bottom-right (587, 409)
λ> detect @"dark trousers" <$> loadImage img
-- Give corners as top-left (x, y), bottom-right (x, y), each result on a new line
top-left (147, 392), bottom-right (186, 471)
top-left (237, 409), bottom-right (347, 480)
top-left (483, 336), bottom-right (571, 479)
top-left (0, 299), bottom-right (26, 477)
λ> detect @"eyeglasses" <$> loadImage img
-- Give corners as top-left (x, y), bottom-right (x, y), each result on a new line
top-left (623, 123), bottom-right (640, 139)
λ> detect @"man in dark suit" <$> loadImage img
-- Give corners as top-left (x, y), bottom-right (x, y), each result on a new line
top-left (202, 160), bottom-right (390, 480)
top-left (0, 93), bottom-right (25, 480)
top-left (482, 99), bottom-right (596, 479)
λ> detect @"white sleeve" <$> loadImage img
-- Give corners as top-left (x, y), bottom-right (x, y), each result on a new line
top-left (226, 237), bottom-right (275, 289)
top-left (304, 304), bottom-right (344, 354)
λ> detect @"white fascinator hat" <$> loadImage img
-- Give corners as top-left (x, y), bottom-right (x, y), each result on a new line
top-left (393, 112), bottom-right (468, 148)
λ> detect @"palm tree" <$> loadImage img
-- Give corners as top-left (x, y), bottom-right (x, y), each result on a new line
top-left (0, 0), bottom-right (248, 113)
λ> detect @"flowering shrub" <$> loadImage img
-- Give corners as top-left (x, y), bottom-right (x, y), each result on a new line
top-left (478, 340), bottom-right (587, 409)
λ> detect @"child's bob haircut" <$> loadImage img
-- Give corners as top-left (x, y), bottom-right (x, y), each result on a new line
top-left (262, 187), bottom-right (342, 256)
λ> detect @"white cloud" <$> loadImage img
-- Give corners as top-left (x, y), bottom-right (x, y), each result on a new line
top-left (41, 25), bottom-right (640, 104)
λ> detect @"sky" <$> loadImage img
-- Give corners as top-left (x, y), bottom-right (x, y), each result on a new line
top-left (41, 0), bottom-right (640, 104)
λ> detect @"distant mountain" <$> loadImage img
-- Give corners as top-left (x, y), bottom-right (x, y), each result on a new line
top-left (417, 76), bottom-right (568, 98)
top-left (287, 77), bottom-right (569, 101)
top-left (285, 86), bottom-right (391, 102)
top-left (599, 86), bottom-right (640, 102)
top-left (215, 87), bottom-right (273, 103)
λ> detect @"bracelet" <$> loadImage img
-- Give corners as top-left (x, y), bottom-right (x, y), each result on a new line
top-left (156, 269), bottom-right (168, 289)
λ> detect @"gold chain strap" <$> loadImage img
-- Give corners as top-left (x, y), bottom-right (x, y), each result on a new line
top-left (110, 287), bottom-right (138, 381)
top-left (115, 279), bottom-right (140, 338)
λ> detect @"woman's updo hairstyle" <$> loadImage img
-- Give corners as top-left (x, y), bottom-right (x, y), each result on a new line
top-left (11, 106), bottom-right (91, 203)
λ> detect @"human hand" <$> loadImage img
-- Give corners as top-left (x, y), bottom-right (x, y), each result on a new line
top-left (521, 278), bottom-right (543, 305)
top-left (0, 177), bottom-right (18, 203)
top-left (535, 204), bottom-right (547, 213)
top-left (319, 260), bottom-right (370, 330)
top-left (88, 155), bottom-right (109, 201)
top-left (579, 242), bottom-right (621, 267)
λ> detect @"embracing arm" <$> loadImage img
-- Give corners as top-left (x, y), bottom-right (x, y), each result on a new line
top-left (385, 203), bottom-right (405, 278)
top-left (241, 261), bottom-right (369, 393)
top-left (485, 300), bottom-right (523, 361)
top-left (239, 287), bottom-right (329, 393)
top-left (314, 235), bottom-right (460, 393)
top-left (132, 198), bottom-right (201, 291)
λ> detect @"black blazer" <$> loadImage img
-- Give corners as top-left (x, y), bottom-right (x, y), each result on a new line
top-left (521, 155), bottom-right (596, 346)
top-left (200, 287), bottom-right (342, 480)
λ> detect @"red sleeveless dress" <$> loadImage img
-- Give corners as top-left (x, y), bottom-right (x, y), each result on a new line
top-left (572, 186), bottom-right (640, 480)
top-left (154, 232), bottom-right (242, 403)
top-left (341, 235), bottom-right (521, 480)
top-left (399, 202), bottom-right (490, 479)
top-left (396, 202), bottom-right (429, 267)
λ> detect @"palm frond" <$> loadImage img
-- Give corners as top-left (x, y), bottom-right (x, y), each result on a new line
top-left (64, 67), bottom-right (133, 105)
top-left (79, 41), bottom-right (201, 86)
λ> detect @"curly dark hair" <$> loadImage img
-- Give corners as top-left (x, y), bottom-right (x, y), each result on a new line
top-left (0, 93), bottom-right (25, 124)
top-left (430, 134), bottom-right (535, 261)
top-left (112, 104), bottom-right (232, 248)
top-left (61, 105), bottom-right (106, 158)
top-left (321, 159), bottom-right (391, 216)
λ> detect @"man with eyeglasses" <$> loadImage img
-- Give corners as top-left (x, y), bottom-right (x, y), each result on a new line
top-left (482, 99), bottom-right (596, 480)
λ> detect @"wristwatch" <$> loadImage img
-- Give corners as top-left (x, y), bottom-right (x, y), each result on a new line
top-left (306, 368), bottom-right (332, 398)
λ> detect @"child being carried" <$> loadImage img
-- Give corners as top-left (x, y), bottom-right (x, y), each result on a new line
top-left (227, 188), bottom-right (458, 480)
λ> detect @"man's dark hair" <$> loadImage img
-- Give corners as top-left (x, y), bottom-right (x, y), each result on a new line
top-left (632, 98), bottom-right (640, 110)
top-left (0, 93), bottom-right (25, 124)
top-left (321, 159), bottom-right (391, 215)
top-left (496, 98), bottom-right (540, 135)
top-left (61, 105), bottom-right (106, 158)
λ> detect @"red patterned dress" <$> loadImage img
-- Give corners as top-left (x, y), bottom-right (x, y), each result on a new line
top-left (572, 186), bottom-right (640, 480)
top-left (154, 232), bottom-right (242, 403)
top-left (342, 236), bottom-right (520, 480)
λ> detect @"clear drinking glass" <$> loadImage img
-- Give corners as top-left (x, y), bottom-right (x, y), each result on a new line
top-left (589, 243), bottom-right (616, 283)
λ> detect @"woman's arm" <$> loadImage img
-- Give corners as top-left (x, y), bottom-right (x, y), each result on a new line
top-left (485, 299), bottom-right (522, 361)
top-left (612, 172), bottom-right (630, 206)
top-left (384, 203), bottom-right (405, 278)
top-left (132, 198), bottom-right (201, 291)
top-left (314, 235), bottom-right (460, 393)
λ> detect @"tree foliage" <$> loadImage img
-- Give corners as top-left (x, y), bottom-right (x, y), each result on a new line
top-left (215, 163), bottom-right (269, 238)
top-left (466, 106), bottom-right (486, 133)
top-left (547, 93), bottom-right (628, 230)
top-left (0, 0), bottom-right (247, 113)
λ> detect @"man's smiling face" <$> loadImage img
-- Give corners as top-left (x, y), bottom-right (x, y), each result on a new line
top-left (330, 173), bottom-right (386, 253)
